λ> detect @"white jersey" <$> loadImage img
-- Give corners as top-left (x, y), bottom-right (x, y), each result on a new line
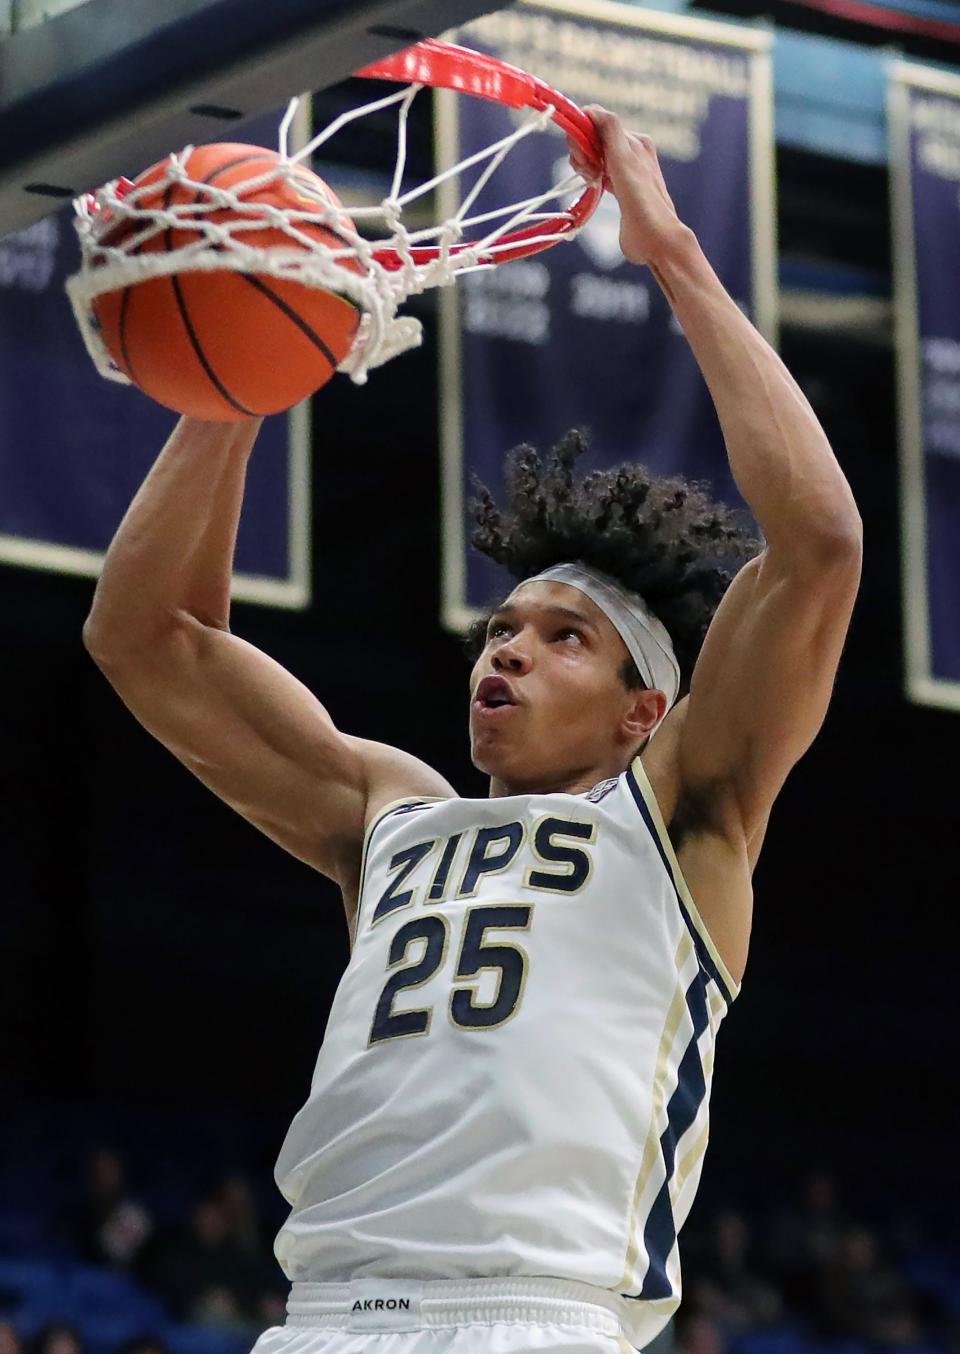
top-left (273, 754), bottom-right (741, 1351)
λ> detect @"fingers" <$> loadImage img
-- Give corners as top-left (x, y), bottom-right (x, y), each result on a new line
top-left (564, 129), bottom-right (601, 183)
top-left (626, 131), bottom-right (658, 161)
top-left (583, 107), bottom-right (657, 162)
top-left (567, 106), bottom-right (659, 195)
top-left (585, 106), bottom-right (632, 155)
top-left (567, 149), bottom-right (594, 179)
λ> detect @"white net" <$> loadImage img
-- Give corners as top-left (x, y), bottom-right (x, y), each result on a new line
top-left (66, 79), bottom-right (594, 388)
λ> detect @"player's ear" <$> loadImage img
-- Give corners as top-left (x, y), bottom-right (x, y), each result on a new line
top-left (620, 689), bottom-right (665, 745)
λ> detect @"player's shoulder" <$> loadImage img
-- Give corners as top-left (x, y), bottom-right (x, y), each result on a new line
top-left (336, 739), bottom-right (457, 919)
top-left (346, 735), bottom-right (458, 834)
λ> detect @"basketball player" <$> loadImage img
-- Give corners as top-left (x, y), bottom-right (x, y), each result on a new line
top-left (83, 109), bottom-right (862, 1353)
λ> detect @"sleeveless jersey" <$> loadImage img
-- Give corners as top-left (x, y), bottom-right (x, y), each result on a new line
top-left (272, 754), bottom-right (741, 1351)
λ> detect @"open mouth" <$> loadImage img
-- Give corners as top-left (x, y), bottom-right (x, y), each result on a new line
top-left (473, 674), bottom-right (519, 714)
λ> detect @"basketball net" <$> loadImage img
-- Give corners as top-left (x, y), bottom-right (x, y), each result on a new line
top-left (66, 45), bottom-right (603, 389)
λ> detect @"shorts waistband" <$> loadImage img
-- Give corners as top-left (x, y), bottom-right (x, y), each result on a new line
top-left (286, 1276), bottom-right (625, 1335)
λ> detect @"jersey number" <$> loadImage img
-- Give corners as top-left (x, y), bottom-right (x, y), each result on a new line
top-left (368, 904), bottom-right (531, 1046)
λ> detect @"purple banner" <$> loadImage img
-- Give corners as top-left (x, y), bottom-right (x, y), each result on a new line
top-left (891, 68), bottom-right (960, 706)
top-left (440, 2), bottom-right (774, 625)
top-left (0, 108), bottom-right (309, 607)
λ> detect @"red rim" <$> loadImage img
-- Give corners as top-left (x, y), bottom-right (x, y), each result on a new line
top-left (354, 37), bottom-right (604, 269)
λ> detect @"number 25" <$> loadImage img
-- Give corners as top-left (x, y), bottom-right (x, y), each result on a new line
top-left (368, 904), bottom-right (532, 1046)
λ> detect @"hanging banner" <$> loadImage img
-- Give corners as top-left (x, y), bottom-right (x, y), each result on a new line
top-left (0, 105), bottom-right (311, 608)
top-left (889, 62), bottom-right (960, 710)
top-left (438, 0), bottom-right (775, 628)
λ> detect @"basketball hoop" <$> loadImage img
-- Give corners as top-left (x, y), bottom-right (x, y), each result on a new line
top-left (355, 39), bottom-right (604, 268)
top-left (66, 38), bottom-right (605, 389)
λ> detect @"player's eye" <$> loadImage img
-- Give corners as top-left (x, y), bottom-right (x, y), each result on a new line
top-left (556, 628), bottom-right (583, 642)
top-left (487, 622), bottom-right (510, 640)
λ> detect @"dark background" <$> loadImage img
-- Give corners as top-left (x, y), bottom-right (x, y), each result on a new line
top-left (0, 76), bottom-right (956, 1244)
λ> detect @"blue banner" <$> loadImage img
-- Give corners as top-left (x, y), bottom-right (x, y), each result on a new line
top-left (439, 0), bottom-right (775, 627)
top-left (0, 107), bottom-right (310, 607)
top-left (890, 64), bottom-right (960, 709)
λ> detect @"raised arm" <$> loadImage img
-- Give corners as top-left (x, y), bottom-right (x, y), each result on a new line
top-left (571, 112), bottom-right (862, 845)
top-left (83, 416), bottom-right (454, 895)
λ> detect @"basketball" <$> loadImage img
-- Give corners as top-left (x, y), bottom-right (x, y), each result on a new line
top-left (90, 143), bottom-right (363, 421)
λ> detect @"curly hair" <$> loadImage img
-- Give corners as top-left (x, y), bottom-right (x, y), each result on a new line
top-left (463, 429), bottom-right (764, 700)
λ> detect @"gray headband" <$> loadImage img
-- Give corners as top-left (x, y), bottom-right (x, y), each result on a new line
top-left (511, 562), bottom-right (680, 734)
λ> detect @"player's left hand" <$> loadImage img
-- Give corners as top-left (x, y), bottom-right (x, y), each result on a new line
top-left (567, 107), bottom-right (688, 268)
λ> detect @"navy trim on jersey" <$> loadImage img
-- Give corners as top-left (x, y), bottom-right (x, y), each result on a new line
top-left (355, 801), bottom-right (436, 935)
top-left (631, 968), bottom-right (711, 1301)
top-left (367, 800), bottom-right (434, 851)
top-left (624, 767), bottom-right (735, 1007)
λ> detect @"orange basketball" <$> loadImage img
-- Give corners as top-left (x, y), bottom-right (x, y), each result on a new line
top-left (91, 144), bottom-right (363, 421)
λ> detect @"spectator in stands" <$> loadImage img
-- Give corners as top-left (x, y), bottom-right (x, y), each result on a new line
top-left (212, 1173), bottom-right (288, 1316)
top-left (811, 1223), bottom-right (925, 1346)
top-left (0, 1322), bottom-right (24, 1354)
top-left (254, 1293), bottom-right (287, 1329)
top-left (138, 1192), bottom-right (263, 1329)
top-left (691, 1210), bottom-right (783, 1334)
top-left (674, 1309), bottom-right (726, 1354)
top-left (27, 1324), bottom-right (83, 1354)
top-left (187, 1288), bottom-right (250, 1334)
top-left (213, 1175), bottom-right (263, 1258)
top-left (69, 1146), bottom-right (153, 1268)
top-left (762, 1168), bottom-right (847, 1310)
top-left (116, 1339), bottom-right (169, 1354)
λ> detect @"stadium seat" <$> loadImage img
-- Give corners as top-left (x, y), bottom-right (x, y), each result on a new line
top-left (0, 1258), bottom-right (63, 1308)
top-left (730, 1326), bottom-right (809, 1354)
top-left (78, 1311), bottom-right (172, 1348)
top-left (161, 1323), bottom-right (253, 1354)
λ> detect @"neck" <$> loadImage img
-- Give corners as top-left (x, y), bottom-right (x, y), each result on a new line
top-left (487, 756), bottom-right (631, 799)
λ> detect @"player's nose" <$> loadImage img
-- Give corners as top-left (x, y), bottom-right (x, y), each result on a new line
top-left (492, 639), bottom-right (532, 674)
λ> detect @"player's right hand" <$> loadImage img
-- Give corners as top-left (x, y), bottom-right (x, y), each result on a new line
top-left (568, 106), bottom-right (689, 269)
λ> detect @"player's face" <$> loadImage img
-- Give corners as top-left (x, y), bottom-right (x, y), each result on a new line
top-left (468, 581), bottom-right (659, 790)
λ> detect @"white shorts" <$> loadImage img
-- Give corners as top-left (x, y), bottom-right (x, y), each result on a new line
top-left (250, 1278), bottom-right (638, 1354)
